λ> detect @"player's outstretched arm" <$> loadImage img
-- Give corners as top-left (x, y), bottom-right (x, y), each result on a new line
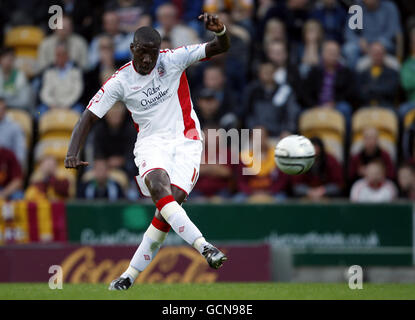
top-left (199, 13), bottom-right (230, 58)
top-left (64, 109), bottom-right (99, 169)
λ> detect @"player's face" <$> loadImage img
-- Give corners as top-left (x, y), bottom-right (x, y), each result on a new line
top-left (131, 41), bottom-right (160, 75)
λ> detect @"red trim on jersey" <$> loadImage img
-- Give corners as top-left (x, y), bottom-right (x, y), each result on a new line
top-left (151, 216), bottom-right (171, 232)
top-left (87, 63), bottom-right (130, 109)
top-left (156, 195), bottom-right (175, 211)
top-left (178, 72), bottom-right (200, 140)
top-left (132, 121), bottom-right (139, 132)
top-left (191, 168), bottom-right (196, 183)
top-left (118, 62), bottom-right (131, 72)
top-left (171, 183), bottom-right (189, 197)
top-left (140, 167), bottom-right (168, 178)
top-left (127, 110), bottom-right (139, 132)
top-left (102, 62), bottom-right (131, 86)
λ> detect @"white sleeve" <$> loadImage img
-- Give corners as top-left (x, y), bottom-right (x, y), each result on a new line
top-left (167, 43), bottom-right (208, 70)
top-left (87, 76), bottom-right (123, 118)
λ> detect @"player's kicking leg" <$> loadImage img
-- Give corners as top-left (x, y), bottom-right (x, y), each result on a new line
top-left (109, 170), bottom-right (226, 290)
top-left (109, 186), bottom-right (182, 290)
top-left (144, 170), bottom-right (227, 270)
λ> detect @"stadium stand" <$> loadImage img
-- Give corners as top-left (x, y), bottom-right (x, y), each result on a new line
top-left (299, 108), bottom-right (345, 163)
top-left (0, 0), bottom-right (413, 202)
top-left (38, 109), bottom-right (79, 140)
top-left (351, 107), bottom-right (398, 162)
top-left (4, 26), bottom-right (44, 77)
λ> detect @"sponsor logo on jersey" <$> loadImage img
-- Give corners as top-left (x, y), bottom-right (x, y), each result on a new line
top-left (158, 65), bottom-right (165, 77)
top-left (140, 84), bottom-right (172, 110)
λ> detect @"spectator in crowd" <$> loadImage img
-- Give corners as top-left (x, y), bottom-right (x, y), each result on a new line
top-left (0, 147), bottom-right (23, 200)
top-left (260, 0), bottom-right (310, 49)
top-left (0, 47), bottom-right (33, 112)
top-left (191, 125), bottom-right (234, 201)
top-left (256, 0), bottom-right (275, 21)
top-left (355, 31), bottom-right (401, 73)
top-left (262, 18), bottom-right (286, 55)
top-left (236, 126), bottom-right (290, 202)
top-left (350, 160), bottom-right (397, 202)
top-left (106, 0), bottom-right (152, 33)
top-left (292, 137), bottom-right (343, 200)
top-left (82, 35), bottom-right (117, 106)
top-left (310, 0), bottom-right (347, 44)
top-left (25, 155), bottom-right (70, 201)
top-left (195, 88), bottom-right (224, 128)
top-left (88, 11), bottom-right (133, 69)
top-left (36, 15), bottom-right (89, 72)
top-left (242, 61), bottom-right (300, 138)
top-left (0, 97), bottom-right (26, 166)
top-left (93, 102), bottom-right (137, 177)
top-left (302, 40), bottom-right (356, 123)
top-left (343, 0), bottom-right (402, 68)
top-left (39, 42), bottom-right (84, 115)
top-left (358, 42), bottom-right (400, 108)
top-left (203, 0), bottom-right (254, 33)
top-left (151, 0), bottom-right (203, 35)
top-left (215, 10), bottom-right (251, 95)
top-left (203, 65), bottom-right (237, 118)
top-left (297, 19), bottom-right (323, 78)
top-left (266, 40), bottom-right (301, 100)
top-left (348, 127), bottom-right (395, 184)
top-left (56, 0), bottom-right (94, 41)
top-left (78, 158), bottom-right (125, 201)
top-left (155, 3), bottom-right (200, 48)
top-left (399, 25), bottom-right (415, 120)
top-left (160, 37), bottom-right (172, 49)
top-left (397, 163), bottom-right (415, 200)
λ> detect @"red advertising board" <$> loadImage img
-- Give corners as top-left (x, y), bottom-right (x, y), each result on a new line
top-left (0, 244), bottom-right (271, 283)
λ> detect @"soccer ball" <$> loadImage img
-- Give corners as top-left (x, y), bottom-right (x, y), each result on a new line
top-left (274, 135), bottom-right (315, 175)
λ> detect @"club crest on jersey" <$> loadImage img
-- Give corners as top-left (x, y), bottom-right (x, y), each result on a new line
top-left (92, 88), bottom-right (104, 103)
top-left (158, 65), bottom-right (165, 77)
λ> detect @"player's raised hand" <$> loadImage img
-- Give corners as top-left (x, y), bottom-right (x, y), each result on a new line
top-left (198, 13), bottom-right (224, 33)
top-left (64, 155), bottom-right (89, 169)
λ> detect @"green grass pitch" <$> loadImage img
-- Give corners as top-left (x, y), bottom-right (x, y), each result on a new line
top-left (0, 283), bottom-right (414, 300)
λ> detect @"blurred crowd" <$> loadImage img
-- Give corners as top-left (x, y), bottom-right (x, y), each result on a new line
top-left (1, 0), bottom-right (415, 204)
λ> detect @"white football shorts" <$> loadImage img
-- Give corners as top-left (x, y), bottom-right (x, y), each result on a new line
top-left (134, 136), bottom-right (202, 198)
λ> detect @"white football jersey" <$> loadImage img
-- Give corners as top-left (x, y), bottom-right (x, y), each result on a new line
top-left (87, 43), bottom-right (207, 141)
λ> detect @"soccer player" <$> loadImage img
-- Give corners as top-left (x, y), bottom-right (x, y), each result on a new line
top-left (64, 13), bottom-right (230, 290)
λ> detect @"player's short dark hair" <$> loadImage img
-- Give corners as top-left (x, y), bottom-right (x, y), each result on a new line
top-left (133, 27), bottom-right (161, 46)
